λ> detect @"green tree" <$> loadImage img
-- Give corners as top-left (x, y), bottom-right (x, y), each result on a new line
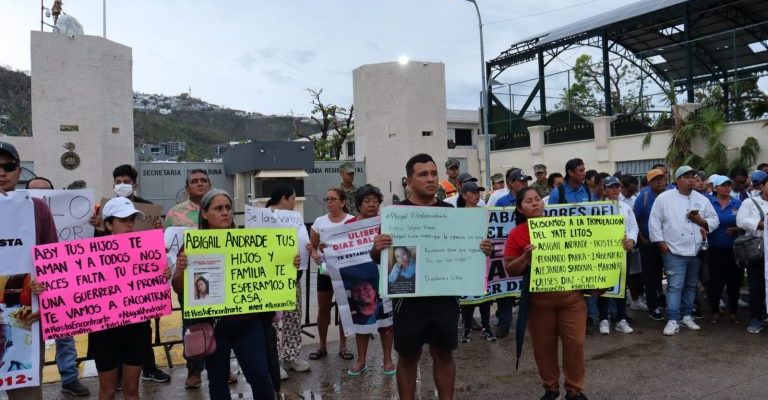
top-left (295, 88), bottom-right (354, 160)
top-left (642, 104), bottom-right (760, 175)
top-left (694, 76), bottom-right (768, 121)
top-left (556, 54), bottom-right (649, 116)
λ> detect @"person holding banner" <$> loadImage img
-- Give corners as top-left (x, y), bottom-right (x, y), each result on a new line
top-left (265, 183), bottom-right (312, 378)
top-left (343, 184), bottom-right (396, 376)
top-left (174, 189), bottom-right (301, 399)
top-left (1, 141), bottom-right (59, 400)
top-left (457, 181), bottom-right (497, 344)
top-left (596, 177), bottom-right (638, 335)
top-left (82, 197), bottom-right (171, 400)
top-left (310, 188), bottom-right (354, 361)
top-left (22, 176), bottom-right (91, 396)
top-left (371, 153), bottom-right (493, 400)
top-left (503, 187), bottom-right (590, 400)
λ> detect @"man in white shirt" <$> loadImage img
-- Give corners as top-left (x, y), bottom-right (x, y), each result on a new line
top-left (649, 166), bottom-right (719, 336)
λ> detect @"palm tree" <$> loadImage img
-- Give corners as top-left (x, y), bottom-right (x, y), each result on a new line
top-left (642, 87), bottom-right (760, 174)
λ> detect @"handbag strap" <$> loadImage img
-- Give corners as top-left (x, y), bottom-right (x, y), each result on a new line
top-left (751, 197), bottom-right (765, 223)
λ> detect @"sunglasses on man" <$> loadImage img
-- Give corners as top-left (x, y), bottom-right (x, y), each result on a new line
top-left (0, 162), bottom-right (19, 172)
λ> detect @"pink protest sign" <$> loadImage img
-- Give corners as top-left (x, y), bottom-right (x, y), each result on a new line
top-left (32, 230), bottom-right (172, 340)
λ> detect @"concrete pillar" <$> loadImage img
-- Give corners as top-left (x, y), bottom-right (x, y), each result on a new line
top-left (527, 125), bottom-right (550, 156)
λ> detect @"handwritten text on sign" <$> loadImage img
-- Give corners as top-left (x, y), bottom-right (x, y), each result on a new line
top-left (380, 207), bottom-right (487, 297)
top-left (33, 230), bottom-right (172, 340)
top-left (528, 215), bottom-right (625, 293)
top-left (182, 228), bottom-right (297, 318)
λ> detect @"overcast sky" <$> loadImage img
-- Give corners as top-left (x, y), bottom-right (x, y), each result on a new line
top-left (2, 0), bottom-right (640, 116)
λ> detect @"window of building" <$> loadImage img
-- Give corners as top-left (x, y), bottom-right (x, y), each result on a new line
top-left (112, 127), bottom-right (120, 134)
top-left (60, 125), bottom-right (79, 132)
top-left (346, 141), bottom-right (355, 158)
top-left (422, 131), bottom-right (433, 137)
top-left (454, 128), bottom-right (473, 146)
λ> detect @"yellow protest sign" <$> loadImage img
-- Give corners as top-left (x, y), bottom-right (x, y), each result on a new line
top-left (182, 228), bottom-right (297, 318)
top-left (528, 215), bottom-right (625, 293)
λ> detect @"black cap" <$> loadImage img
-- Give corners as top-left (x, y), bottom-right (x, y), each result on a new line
top-left (507, 168), bottom-right (532, 182)
top-left (460, 181), bottom-right (485, 193)
top-left (457, 172), bottom-right (478, 184)
top-left (0, 141), bottom-right (20, 162)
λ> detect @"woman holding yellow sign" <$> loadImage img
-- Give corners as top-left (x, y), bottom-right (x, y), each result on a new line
top-left (503, 187), bottom-right (589, 400)
top-left (174, 190), bottom-right (301, 400)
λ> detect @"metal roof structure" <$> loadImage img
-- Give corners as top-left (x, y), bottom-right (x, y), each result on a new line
top-left (488, 0), bottom-right (768, 116)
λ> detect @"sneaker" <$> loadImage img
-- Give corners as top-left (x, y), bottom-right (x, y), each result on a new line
top-left (747, 319), bottom-right (763, 334)
top-left (648, 307), bottom-right (664, 321)
top-left (142, 366), bottom-right (171, 383)
top-left (540, 390), bottom-right (560, 400)
top-left (681, 315), bottom-right (701, 330)
top-left (184, 371), bottom-right (202, 389)
top-left (738, 298), bottom-right (749, 308)
top-left (280, 367), bottom-right (288, 380)
top-left (663, 320), bottom-right (679, 336)
top-left (692, 308), bottom-right (703, 319)
top-left (61, 380), bottom-right (90, 397)
top-left (481, 328), bottom-right (497, 342)
top-left (565, 392), bottom-right (589, 400)
top-left (495, 326), bottom-right (510, 339)
top-left (630, 299), bottom-right (648, 311)
top-left (461, 329), bottom-right (471, 343)
top-left (282, 359), bottom-right (311, 372)
top-left (615, 319), bottom-right (634, 334)
top-left (599, 319), bottom-right (610, 335)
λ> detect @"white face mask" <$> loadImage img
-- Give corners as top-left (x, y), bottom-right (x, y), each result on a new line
top-left (113, 183), bottom-right (134, 197)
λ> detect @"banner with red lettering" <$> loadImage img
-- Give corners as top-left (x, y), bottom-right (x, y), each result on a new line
top-left (32, 230), bottom-right (172, 340)
top-left (0, 192), bottom-right (41, 390)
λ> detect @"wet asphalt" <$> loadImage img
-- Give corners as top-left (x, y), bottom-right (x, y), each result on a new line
top-left (37, 304), bottom-right (768, 400)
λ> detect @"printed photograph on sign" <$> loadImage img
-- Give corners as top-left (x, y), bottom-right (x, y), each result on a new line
top-left (387, 246), bottom-right (417, 295)
top-left (187, 254), bottom-right (226, 306)
top-left (340, 266), bottom-right (382, 326)
top-left (0, 274), bottom-right (34, 374)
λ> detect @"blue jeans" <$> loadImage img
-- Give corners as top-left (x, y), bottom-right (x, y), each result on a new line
top-left (586, 296), bottom-right (598, 321)
top-left (205, 317), bottom-right (274, 400)
top-left (496, 298), bottom-right (515, 328)
top-left (662, 253), bottom-right (700, 321)
top-left (55, 337), bottom-right (79, 385)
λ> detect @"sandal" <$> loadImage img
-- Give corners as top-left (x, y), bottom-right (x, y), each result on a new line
top-left (338, 350), bottom-right (354, 360)
top-left (309, 350), bottom-right (328, 360)
top-left (383, 366), bottom-right (397, 376)
top-left (347, 366), bottom-right (367, 376)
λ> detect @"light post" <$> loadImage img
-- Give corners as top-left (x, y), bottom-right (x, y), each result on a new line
top-left (465, 0), bottom-right (492, 188)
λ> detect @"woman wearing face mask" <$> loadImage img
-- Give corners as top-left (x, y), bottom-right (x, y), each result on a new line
top-left (343, 184), bottom-right (396, 376)
top-left (504, 187), bottom-right (590, 400)
top-left (457, 181), bottom-right (497, 343)
top-left (84, 197), bottom-right (171, 400)
top-left (174, 189), bottom-right (301, 399)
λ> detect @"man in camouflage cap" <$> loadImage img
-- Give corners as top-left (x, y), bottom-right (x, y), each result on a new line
top-left (339, 162), bottom-right (358, 216)
top-left (436, 159), bottom-right (461, 200)
top-left (530, 164), bottom-right (550, 197)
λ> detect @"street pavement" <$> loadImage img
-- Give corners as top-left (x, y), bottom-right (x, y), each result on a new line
top-left (37, 301), bottom-right (768, 400)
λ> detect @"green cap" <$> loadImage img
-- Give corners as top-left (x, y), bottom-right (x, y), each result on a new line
top-left (339, 163), bottom-right (355, 173)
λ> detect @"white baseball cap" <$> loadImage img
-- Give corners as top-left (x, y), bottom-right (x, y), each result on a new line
top-left (102, 197), bottom-right (144, 219)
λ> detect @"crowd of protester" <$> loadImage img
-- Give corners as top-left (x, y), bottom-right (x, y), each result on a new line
top-left (3, 138), bottom-right (768, 400)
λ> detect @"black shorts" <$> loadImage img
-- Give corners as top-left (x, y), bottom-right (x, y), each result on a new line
top-left (87, 321), bottom-right (152, 372)
top-left (317, 273), bottom-right (333, 292)
top-left (393, 296), bottom-right (459, 355)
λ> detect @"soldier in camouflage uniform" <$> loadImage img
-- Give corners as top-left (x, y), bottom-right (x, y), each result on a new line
top-left (339, 162), bottom-right (358, 216)
top-left (436, 159), bottom-right (461, 201)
